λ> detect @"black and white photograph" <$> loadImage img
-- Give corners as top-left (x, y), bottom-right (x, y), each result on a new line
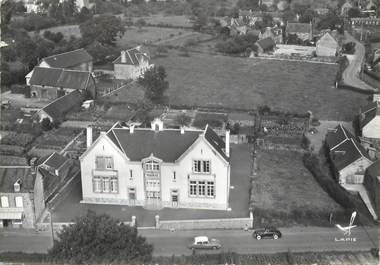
top-left (0, 0), bottom-right (379, 264)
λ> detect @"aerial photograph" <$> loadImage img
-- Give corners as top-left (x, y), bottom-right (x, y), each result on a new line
top-left (0, 0), bottom-right (379, 264)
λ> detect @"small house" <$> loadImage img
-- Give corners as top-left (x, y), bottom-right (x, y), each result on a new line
top-left (363, 160), bottom-right (380, 218)
top-left (316, 32), bottom-right (340, 57)
top-left (113, 46), bottom-right (153, 80)
top-left (359, 101), bottom-right (380, 142)
top-left (254, 37), bottom-right (276, 54)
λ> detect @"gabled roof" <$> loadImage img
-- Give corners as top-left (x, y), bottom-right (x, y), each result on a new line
top-left (42, 152), bottom-right (69, 170)
top-left (105, 125), bottom-right (228, 163)
top-left (325, 124), bottom-right (355, 150)
top-left (38, 168), bottom-right (61, 199)
top-left (0, 167), bottom-right (35, 193)
top-left (255, 37), bottom-right (276, 50)
top-left (331, 138), bottom-right (370, 171)
top-left (39, 90), bottom-right (84, 121)
top-left (113, 47), bottom-right (150, 65)
top-left (286, 22), bottom-right (312, 34)
top-left (360, 101), bottom-right (380, 128)
top-left (29, 67), bottom-right (92, 90)
top-left (42, 49), bottom-right (92, 69)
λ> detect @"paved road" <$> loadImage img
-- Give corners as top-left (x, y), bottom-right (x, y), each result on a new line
top-left (1, 226), bottom-right (378, 256)
top-left (342, 32), bottom-right (377, 92)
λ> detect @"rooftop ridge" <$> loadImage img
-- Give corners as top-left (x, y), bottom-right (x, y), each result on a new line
top-left (42, 48), bottom-right (88, 60)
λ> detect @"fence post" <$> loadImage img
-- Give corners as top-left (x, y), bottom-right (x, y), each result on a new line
top-left (249, 211), bottom-right (254, 229)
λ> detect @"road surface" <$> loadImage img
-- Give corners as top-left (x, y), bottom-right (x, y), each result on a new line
top-left (0, 226), bottom-right (378, 256)
top-left (342, 32), bottom-right (377, 92)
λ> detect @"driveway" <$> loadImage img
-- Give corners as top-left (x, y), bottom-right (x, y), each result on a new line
top-left (342, 32), bottom-right (377, 92)
top-left (50, 144), bottom-right (252, 226)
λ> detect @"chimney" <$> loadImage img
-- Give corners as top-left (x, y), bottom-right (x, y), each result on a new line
top-left (14, 179), bottom-right (21, 192)
top-left (86, 126), bottom-right (93, 149)
top-left (130, 125), bottom-right (135, 134)
top-left (180, 127), bottom-right (185, 134)
top-left (121, 50), bottom-right (127, 63)
top-left (225, 130), bottom-right (230, 157)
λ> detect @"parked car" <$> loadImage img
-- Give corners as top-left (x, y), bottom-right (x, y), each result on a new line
top-left (188, 236), bottom-right (221, 250)
top-left (253, 227), bottom-right (282, 240)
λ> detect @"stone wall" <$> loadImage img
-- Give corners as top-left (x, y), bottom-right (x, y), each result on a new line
top-left (158, 217), bottom-right (253, 230)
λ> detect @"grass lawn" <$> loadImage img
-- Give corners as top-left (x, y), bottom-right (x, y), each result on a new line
top-left (132, 15), bottom-right (192, 27)
top-left (153, 53), bottom-right (369, 121)
top-left (252, 150), bottom-right (344, 226)
top-left (51, 144), bottom-right (251, 226)
top-left (116, 26), bottom-right (186, 48)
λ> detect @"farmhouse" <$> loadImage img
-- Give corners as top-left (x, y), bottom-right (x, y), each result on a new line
top-left (359, 101), bottom-right (380, 142)
top-left (286, 22), bottom-right (313, 42)
top-left (29, 67), bottom-right (96, 99)
top-left (326, 125), bottom-right (373, 184)
top-left (26, 49), bottom-right (93, 85)
top-left (316, 32), bottom-right (340, 57)
top-left (113, 46), bottom-right (153, 80)
top-left (254, 37), bottom-right (276, 55)
top-left (35, 90), bottom-right (84, 123)
top-left (259, 27), bottom-right (283, 44)
top-left (80, 119), bottom-right (231, 210)
top-left (0, 162), bottom-right (71, 229)
top-left (363, 160), bottom-right (380, 218)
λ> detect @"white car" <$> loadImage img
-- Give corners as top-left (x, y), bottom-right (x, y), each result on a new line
top-left (188, 236), bottom-right (221, 250)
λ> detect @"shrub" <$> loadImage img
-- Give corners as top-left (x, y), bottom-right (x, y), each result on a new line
top-left (10, 84), bottom-right (25, 94)
top-left (41, 118), bottom-right (52, 131)
top-left (301, 134), bottom-right (310, 149)
top-left (43, 30), bottom-right (64, 43)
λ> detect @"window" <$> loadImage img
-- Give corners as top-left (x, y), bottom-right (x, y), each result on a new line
top-left (103, 177), bottom-right (110, 193)
top-left (207, 181), bottom-right (215, 197)
top-left (189, 180), bottom-right (215, 198)
top-left (1, 196), bottom-right (9, 208)
top-left (95, 156), bottom-right (113, 170)
top-left (130, 169), bottom-right (133, 179)
top-left (145, 160), bottom-right (160, 171)
top-left (193, 160), bottom-right (211, 173)
top-left (110, 177), bottom-right (118, 193)
top-left (190, 181), bottom-right (197, 195)
top-left (15, 197), bottom-right (23, 208)
top-left (93, 177), bottom-right (102, 193)
top-left (173, 171), bottom-right (176, 182)
top-left (198, 181), bottom-right (206, 196)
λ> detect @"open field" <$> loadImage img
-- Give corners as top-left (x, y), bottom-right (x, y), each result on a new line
top-left (132, 15), bottom-right (192, 27)
top-left (252, 150), bottom-right (344, 226)
top-left (117, 26), bottom-right (187, 48)
top-left (153, 53), bottom-right (370, 121)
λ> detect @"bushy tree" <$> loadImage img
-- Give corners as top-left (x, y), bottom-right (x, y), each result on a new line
top-left (138, 66), bottom-right (169, 102)
top-left (48, 211), bottom-right (153, 264)
top-left (175, 114), bottom-right (192, 126)
top-left (80, 15), bottom-right (125, 46)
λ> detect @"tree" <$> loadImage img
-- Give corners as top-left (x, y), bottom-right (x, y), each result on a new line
top-left (41, 118), bottom-right (52, 131)
top-left (135, 18), bottom-right (147, 30)
top-left (48, 211), bottom-right (153, 264)
top-left (175, 114), bottom-right (192, 126)
top-left (138, 66), bottom-right (169, 102)
top-left (76, 7), bottom-right (92, 23)
top-left (347, 8), bottom-right (361, 18)
top-left (80, 15), bottom-right (125, 46)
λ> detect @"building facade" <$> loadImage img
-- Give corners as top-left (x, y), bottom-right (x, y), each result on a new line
top-left (113, 47), bottom-right (153, 80)
top-left (316, 32), bottom-right (340, 57)
top-left (80, 120), bottom-right (231, 210)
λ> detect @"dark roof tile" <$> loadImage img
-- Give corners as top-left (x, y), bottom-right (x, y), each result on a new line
top-left (42, 49), bottom-right (92, 69)
top-left (0, 167), bottom-right (35, 193)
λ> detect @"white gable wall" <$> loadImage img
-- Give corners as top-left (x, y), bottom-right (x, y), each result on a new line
top-left (363, 116), bottom-right (380, 139)
top-left (339, 157), bottom-right (373, 184)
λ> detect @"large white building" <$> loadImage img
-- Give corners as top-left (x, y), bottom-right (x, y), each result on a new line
top-left (80, 119), bottom-right (231, 210)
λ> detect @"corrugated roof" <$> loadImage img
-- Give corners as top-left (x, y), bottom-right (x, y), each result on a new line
top-left (42, 49), bottom-right (92, 69)
top-left (29, 67), bottom-right (91, 90)
top-left (106, 126), bottom-right (228, 163)
top-left (40, 90), bottom-right (84, 121)
top-left (0, 167), bottom-right (35, 193)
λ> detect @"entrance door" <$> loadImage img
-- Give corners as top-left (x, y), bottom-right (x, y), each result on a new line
top-left (2, 220), bottom-right (9, 228)
top-left (171, 190), bottom-right (179, 207)
top-left (128, 188), bottom-right (136, 205)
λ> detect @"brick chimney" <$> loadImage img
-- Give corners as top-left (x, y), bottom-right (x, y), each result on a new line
top-left (121, 50), bottom-right (127, 63)
top-left (86, 126), bottom-right (92, 149)
top-left (225, 130), bottom-right (230, 157)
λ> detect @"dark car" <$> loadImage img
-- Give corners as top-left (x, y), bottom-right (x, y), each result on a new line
top-left (253, 227), bottom-right (281, 240)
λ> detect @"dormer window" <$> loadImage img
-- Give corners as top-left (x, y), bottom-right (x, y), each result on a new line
top-left (145, 160), bottom-right (159, 171)
top-left (14, 179), bottom-right (21, 192)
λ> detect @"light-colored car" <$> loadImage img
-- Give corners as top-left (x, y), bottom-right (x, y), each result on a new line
top-left (188, 236), bottom-right (221, 250)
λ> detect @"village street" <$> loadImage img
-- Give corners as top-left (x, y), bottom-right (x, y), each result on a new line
top-left (0, 226), bottom-right (378, 256)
